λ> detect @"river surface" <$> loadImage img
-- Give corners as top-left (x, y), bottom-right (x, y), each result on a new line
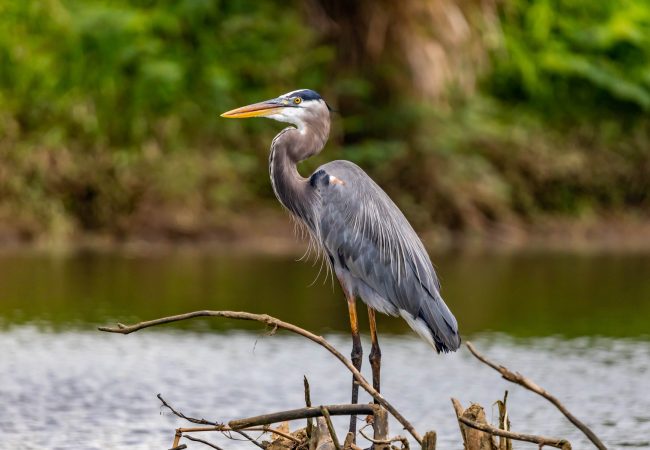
top-left (1, 249), bottom-right (649, 449)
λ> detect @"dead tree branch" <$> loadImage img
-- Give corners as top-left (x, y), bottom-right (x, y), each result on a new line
top-left (183, 434), bottom-right (224, 450)
top-left (452, 397), bottom-right (569, 449)
top-left (320, 407), bottom-right (341, 450)
top-left (159, 393), bottom-right (220, 426)
top-left (232, 430), bottom-right (266, 449)
top-left (304, 376), bottom-right (314, 439)
top-left (466, 342), bottom-right (606, 450)
top-left (99, 310), bottom-right (422, 444)
top-left (358, 427), bottom-right (409, 450)
top-left (176, 426), bottom-right (300, 443)
top-left (159, 394), bottom-right (366, 447)
top-left (457, 416), bottom-right (571, 450)
top-left (230, 404), bottom-right (376, 429)
top-left (159, 394), bottom-right (268, 449)
top-left (450, 399), bottom-right (468, 449)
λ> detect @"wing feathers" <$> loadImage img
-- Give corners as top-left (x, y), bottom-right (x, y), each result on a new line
top-left (315, 160), bottom-right (460, 352)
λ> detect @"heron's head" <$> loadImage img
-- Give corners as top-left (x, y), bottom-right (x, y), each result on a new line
top-left (221, 89), bottom-right (330, 134)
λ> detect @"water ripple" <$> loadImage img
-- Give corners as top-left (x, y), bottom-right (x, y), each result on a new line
top-left (1, 326), bottom-right (648, 449)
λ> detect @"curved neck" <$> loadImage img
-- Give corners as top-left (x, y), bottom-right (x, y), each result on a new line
top-left (269, 122), bottom-right (329, 228)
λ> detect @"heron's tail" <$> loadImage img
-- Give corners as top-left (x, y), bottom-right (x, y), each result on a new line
top-left (400, 293), bottom-right (460, 353)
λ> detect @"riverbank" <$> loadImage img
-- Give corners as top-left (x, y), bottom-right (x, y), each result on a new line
top-left (1, 210), bottom-right (649, 256)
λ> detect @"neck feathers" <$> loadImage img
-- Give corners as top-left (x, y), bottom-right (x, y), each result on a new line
top-left (269, 114), bottom-right (330, 229)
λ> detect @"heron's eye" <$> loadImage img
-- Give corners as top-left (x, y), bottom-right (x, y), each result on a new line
top-left (294, 97), bottom-right (302, 105)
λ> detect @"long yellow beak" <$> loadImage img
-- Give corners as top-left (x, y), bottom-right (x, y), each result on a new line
top-left (221, 99), bottom-right (286, 119)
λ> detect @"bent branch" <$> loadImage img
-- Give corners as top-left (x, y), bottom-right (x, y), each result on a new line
top-left (466, 342), bottom-right (606, 450)
top-left (99, 310), bottom-right (423, 444)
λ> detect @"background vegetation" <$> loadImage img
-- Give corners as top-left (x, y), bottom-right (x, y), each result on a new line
top-left (0, 0), bottom-right (648, 244)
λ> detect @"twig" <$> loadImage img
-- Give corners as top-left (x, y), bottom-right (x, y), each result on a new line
top-left (230, 404), bottom-right (376, 429)
top-left (343, 432), bottom-right (355, 450)
top-left (233, 430), bottom-right (266, 449)
top-left (358, 428), bottom-right (409, 450)
top-left (159, 395), bottom-right (267, 449)
top-left (450, 399), bottom-right (467, 448)
top-left (466, 342), bottom-right (606, 450)
top-left (495, 391), bottom-right (511, 450)
top-left (457, 416), bottom-right (571, 449)
top-left (304, 376), bottom-right (313, 438)
top-left (99, 310), bottom-right (423, 444)
top-left (261, 425), bottom-right (302, 443)
top-left (175, 426), bottom-right (300, 443)
top-left (320, 406), bottom-right (341, 450)
top-left (172, 429), bottom-right (183, 449)
top-left (159, 394), bottom-right (219, 426)
top-left (184, 434), bottom-right (225, 450)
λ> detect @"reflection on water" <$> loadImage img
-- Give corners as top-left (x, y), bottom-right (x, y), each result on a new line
top-left (0, 250), bottom-right (649, 449)
top-left (1, 328), bottom-right (649, 449)
top-left (0, 250), bottom-right (649, 337)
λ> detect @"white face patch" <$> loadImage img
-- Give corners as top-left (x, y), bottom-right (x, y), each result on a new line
top-left (267, 99), bottom-right (323, 134)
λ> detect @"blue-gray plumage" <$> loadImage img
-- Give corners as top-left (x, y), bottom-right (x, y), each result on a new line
top-left (222, 88), bottom-right (460, 437)
top-left (315, 160), bottom-right (460, 352)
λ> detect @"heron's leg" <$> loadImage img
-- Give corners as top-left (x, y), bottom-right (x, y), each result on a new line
top-left (368, 306), bottom-right (381, 398)
top-left (346, 293), bottom-right (363, 437)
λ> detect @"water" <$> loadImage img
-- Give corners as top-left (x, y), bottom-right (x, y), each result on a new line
top-left (1, 249), bottom-right (649, 449)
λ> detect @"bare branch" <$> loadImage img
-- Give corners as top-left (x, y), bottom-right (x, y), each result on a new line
top-left (230, 404), bottom-right (376, 429)
top-left (343, 432), bottom-right (355, 450)
top-left (320, 407), bottom-right (341, 450)
top-left (261, 426), bottom-right (302, 444)
top-left (184, 434), bottom-right (225, 450)
top-left (158, 394), bottom-right (220, 426)
top-left (233, 430), bottom-right (266, 449)
top-left (358, 428), bottom-right (409, 450)
top-left (99, 310), bottom-right (422, 444)
top-left (457, 416), bottom-right (571, 450)
top-left (171, 429), bottom-right (184, 449)
top-left (495, 391), bottom-right (511, 450)
top-left (175, 426), bottom-right (300, 443)
top-left (466, 342), bottom-right (606, 450)
top-left (304, 376), bottom-right (313, 439)
top-left (450, 398), bottom-right (467, 449)
top-left (160, 396), bottom-right (278, 450)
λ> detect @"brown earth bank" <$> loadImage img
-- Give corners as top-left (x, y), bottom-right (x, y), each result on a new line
top-left (1, 209), bottom-right (649, 255)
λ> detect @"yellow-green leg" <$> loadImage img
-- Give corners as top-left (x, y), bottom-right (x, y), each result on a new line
top-left (346, 293), bottom-right (363, 437)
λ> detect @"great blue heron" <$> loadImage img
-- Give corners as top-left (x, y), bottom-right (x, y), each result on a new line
top-left (222, 89), bottom-right (460, 435)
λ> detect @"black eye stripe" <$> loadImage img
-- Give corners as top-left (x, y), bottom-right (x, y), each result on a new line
top-left (285, 89), bottom-right (321, 101)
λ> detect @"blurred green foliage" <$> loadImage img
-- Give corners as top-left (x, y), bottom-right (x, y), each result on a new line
top-left (0, 0), bottom-right (648, 242)
top-left (0, 0), bottom-right (332, 238)
top-left (487, 0), bottom-right (650, 119)
top-left (0, 0), bottom-right (328, 145)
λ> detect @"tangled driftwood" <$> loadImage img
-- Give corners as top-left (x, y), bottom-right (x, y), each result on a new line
top-left (99, 311), bottom-right (607, 450)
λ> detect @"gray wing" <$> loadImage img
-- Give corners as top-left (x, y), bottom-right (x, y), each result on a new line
top-left (312, 160), bottom-right (460, 353)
